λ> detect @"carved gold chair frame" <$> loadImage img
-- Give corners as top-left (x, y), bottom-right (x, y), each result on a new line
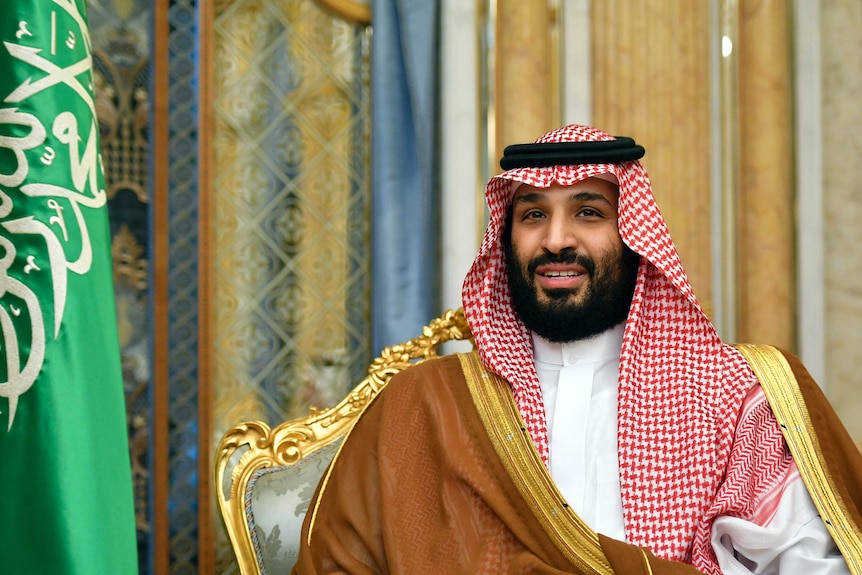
top-left (214, 308), bottom-right (474, 574)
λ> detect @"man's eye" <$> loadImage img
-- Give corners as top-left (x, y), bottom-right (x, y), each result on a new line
top-left (579, 208), bottom-right (601, 217)
top-left (522, 210), bottom-right (544, 220)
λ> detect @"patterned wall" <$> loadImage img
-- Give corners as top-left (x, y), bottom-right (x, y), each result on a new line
top-left (209, 0), bottom-right (371, 438)
top-left (92, 0), bottom-right (371, 571)
top-left (163, 0), bottom-right (201, 570)
top-left (91, 0), bottom-right (371, 571)
top-left (208, 2), bottom-right (371, 572)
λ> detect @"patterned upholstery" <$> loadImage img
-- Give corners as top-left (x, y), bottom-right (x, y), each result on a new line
top-left (248, 441), bottom-right (342, 572)
top-left (214, 309), bottom-right (474, 574)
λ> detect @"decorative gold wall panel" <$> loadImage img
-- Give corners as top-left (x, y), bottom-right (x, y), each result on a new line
top-left (209, 0), bottom-right (371, 434)
top-left (494, 0), bottom-right (558, 164)
top-left (590, 1), bottom-right (796, 344)
top-left (737, 0), bottom-right (795, 350)
top-left (591, 1), bottom-right (713, 308)
top-left (822, 0), bottom-right (862, 446)
top-left (204, 2), bottom-right (372, 571)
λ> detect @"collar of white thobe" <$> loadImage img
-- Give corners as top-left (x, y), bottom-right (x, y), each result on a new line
top-left (531, 322), bottom-right (626, 539)
top-left (531, 322), bottom-right (625, 366)
top-left (532, 322), bottom-right (625, 427)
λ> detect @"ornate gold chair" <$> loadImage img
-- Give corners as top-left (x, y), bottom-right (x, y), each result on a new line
top-left (214, 308), bottom-right (474, 574)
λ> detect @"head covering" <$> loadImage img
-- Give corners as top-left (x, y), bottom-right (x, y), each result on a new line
top-left (461, 124), bottom-right (784, 565)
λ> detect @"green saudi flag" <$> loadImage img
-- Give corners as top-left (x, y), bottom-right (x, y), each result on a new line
top-left (0, 0), bottom-right (138, 572)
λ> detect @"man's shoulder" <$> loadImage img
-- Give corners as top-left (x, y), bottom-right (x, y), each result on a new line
top-left (385, 353), bottom-right (470, 393)
top-left (367, 353), bottom-right (474, 410)
top-left (353, 353), bottom-right (483, 438)
top-left (732, 343), bottom-right (816, 396)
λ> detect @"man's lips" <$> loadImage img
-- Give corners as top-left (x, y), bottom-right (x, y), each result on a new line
top-left (535, 263), bottom-right (587, 276)
top-left (534, 264), bottom-right (587, 289)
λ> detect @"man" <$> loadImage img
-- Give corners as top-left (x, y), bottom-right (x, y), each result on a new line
top-left (292, 124), bottom-right (862, 574)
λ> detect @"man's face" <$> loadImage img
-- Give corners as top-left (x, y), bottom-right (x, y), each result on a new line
top-left (504, 177), bottom-right (640, 342)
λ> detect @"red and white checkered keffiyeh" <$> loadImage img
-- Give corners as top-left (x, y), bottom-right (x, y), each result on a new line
top-left (461, 124), bottom-right (794, 570)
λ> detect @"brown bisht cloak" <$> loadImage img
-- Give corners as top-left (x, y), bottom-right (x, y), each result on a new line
top-left (292, 347), bottom-right (862, 575)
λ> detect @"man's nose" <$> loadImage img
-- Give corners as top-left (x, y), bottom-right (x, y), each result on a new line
top-left (541, 216), bottom-right (578, 254)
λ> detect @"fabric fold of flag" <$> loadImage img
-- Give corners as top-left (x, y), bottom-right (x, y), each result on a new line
top-left (0, 1), bottom-right (138, 572)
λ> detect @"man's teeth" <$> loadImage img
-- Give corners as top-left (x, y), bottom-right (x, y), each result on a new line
top-left (544, 271), bottom-right (582, 277)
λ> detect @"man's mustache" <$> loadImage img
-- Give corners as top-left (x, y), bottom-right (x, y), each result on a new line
top-left (527, 249), bottom-right (596, 277)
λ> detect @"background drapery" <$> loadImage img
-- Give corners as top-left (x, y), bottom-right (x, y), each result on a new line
top-left (371, 0), bottom-right (441, 351)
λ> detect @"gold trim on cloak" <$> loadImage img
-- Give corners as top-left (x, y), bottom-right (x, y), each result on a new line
top-left (734, 343), bottom-right (862, 575)
top-left (459, 350), bottom-right (614, 575)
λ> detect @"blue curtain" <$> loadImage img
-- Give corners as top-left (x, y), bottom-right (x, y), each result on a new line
top-left (371, 0), bottom-right (440, 351)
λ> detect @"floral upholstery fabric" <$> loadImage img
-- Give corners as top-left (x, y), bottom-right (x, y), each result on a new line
top-left (247, 440), bottom-right (342, 573)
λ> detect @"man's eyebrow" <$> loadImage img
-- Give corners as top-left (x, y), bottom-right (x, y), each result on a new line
top-left (513, 189), bottom-right (614, 205)
top-left (569, 190), bottom-right (614, 205)
top-left (512, 191), bottom-right (544, 205)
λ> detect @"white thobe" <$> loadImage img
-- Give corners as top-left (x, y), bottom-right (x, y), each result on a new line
top-left (532, 327), bottom-right (849, 575)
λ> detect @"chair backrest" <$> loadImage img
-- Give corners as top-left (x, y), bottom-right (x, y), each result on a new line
top-left (214, 308), bottom-right (474, 574)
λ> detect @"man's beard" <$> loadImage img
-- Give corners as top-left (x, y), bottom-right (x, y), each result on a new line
top-left (505, 240), bottom-right (640, 343)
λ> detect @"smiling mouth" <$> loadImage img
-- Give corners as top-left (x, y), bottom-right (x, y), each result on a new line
top-left (541, 270), bottom-right (584, 278)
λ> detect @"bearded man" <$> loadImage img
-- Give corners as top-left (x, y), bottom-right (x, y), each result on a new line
top-left (292, 124), bottom-right (862, 575)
